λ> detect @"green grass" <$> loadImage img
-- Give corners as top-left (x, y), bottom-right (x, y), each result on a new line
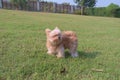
top-left (0, 9), bottom-right (120, 80)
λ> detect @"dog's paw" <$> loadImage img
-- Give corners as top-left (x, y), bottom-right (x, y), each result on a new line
top-left (71, 52), bottom-right (79, 58)
top-left (47, 51), bottom-right (54, 55)
top-left (56, 54), bottom-right (65, 58)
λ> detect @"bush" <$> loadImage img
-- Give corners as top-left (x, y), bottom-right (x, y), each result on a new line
top-left (112, 8), bottom-right (120, 17)
top-left (106, 3), bottom-right (119, 17)
top-left (74, 10), bottom-right (81, 15)
top-left (11, 0), bottom-right (27, 10)
top-left (84, 3), bottom-right (120, 18)
top-left (85, 7), bottom-right (120, 18)
top-left (85, 7), bottom-right (106, 16)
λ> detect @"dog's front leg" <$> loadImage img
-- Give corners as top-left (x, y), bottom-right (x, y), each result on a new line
top-left (56, 45), bottom-right (65, 58)
top-left (47, 47), bottom-right (55, 56)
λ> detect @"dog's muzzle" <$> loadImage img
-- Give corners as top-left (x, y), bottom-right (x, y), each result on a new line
top-left (49, 39), bottom-right (62, 46)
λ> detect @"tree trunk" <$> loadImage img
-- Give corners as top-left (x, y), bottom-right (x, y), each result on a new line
top-left (37, 0), bottom-right (40, 11)
top-left (0, 0), bottom-right (3, 8)
top-left (27, 0), bottom-right (30, 10)
top-left (81, 6), bottom-right (84, 15)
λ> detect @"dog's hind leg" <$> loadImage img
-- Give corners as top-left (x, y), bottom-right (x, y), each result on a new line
top-left (69, 42), bottom-right (79, 57)
top-left (70, 51), bottom-right (78, 57)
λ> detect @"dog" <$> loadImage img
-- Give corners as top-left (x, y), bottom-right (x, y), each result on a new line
top-left (45, 27), bottom-right (78, 58)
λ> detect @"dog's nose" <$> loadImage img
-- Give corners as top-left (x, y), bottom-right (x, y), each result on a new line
top-left (58, 36), bottom-right (61, 40)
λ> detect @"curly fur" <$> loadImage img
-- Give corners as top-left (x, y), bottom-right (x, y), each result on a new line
top-left (45, 27), bottom-right (78, 58)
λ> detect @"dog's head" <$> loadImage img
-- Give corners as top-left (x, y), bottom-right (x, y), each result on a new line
top-left (45, 27), bottom-right (62, 45)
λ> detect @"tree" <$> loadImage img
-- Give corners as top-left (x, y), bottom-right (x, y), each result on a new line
top-left (11, 0), bottom-right (27, 10)
top-left (106, 3), bottom-right (119, 16)
top-left (74, 0), bottom-right (96, 15)
top-left (106, 3), bottom-right (119, 12)
top-left (112, 8), bottom-right (120, 17)
top-left (62, 2), bottom-right (70, 5)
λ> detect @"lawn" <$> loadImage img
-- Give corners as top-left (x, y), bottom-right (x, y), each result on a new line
top-left (0, 9), bottom-right (120, 80)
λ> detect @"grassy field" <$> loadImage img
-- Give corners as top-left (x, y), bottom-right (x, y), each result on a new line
top-left (0, 9), bottom-right (120, 80)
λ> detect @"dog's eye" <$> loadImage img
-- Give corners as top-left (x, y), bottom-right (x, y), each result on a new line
top-left (53, 35), bottom-right (57, 37)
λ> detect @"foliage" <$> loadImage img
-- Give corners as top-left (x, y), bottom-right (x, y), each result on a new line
top-left (85, 3), bottom-right (120, 18)
top-left (111, 8), bottom-right (120, 17)
top-left (107, 3), bottom-right (119, 10)
top-left (74, 0), bottom-right (96, 15)
top-left (74, 0), bottom-right (96, 7)
top-left (0, 9), bottom-right (120, 80)
top-left (11, 0), bottom-right (27, 10)
top-left (62, 2), bottom-right (70, 6)
top-left (74, 9), bottom-right (81, 15)
top-left (85, 7), bottom-right (107, 16)
top-left (106, 3), bottom-right (119, 17)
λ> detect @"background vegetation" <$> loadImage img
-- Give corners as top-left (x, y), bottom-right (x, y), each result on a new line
top-left (85, 3), bottom-right (120, 17)
top-left (1, 0), bottom-right (119, 17)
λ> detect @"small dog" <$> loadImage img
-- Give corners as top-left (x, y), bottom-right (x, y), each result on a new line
top-left (45, 27), bottom-right (78, 58)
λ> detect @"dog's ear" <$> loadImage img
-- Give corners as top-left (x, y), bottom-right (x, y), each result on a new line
top-left (55, 27), bottom-right (59, 30)
top-left (45, 28), bottom-right (51, 36)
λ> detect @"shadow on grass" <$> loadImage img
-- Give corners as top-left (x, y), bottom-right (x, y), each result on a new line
top-left (78, 51), bottom-right (100, 59)
top-left (65, 50), bottom-right (101, 59)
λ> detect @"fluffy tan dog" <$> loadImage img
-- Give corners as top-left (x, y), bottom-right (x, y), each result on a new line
top-left (45, 27), bottom-right (78, 58)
